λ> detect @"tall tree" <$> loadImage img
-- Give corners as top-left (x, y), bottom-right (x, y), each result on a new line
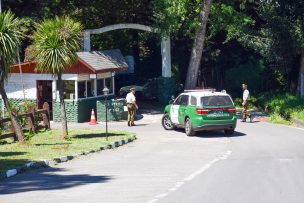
top-left (0, 11), bottom-right (26, 144)
top-left (32, 16), bottom-right (83, 139)
top-left (238, 0), bottom-right (304, 94)
top-left (185, 0), bottom-right (213, 89)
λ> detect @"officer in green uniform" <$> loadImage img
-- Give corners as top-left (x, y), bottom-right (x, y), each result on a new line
top-left (242, 84), bottom-right (251, 122)
top-left (126, 88), bottom-right (138, 126)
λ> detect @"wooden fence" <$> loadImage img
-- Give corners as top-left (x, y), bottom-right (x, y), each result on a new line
top-left (0, 102), bottom-right (51, 140)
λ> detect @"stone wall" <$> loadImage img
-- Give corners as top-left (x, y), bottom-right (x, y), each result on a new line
top-left (97, 99), bottom-right (127, 122)
top-left (0, 98), bottom-right (37, 112)
top-left (53, 96), bottom-right (115, 123)
top-left (53, 100), bottom-right (79, 122)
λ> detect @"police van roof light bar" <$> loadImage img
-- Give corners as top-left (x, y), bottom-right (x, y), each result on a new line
top-left (184, 88), bottom-right (216, 93)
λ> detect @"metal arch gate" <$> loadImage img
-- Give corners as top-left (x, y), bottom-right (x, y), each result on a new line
top-left (83, 23), bottom-right (171, 77)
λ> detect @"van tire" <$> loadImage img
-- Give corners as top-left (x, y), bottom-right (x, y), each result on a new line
top-left (185, 118), bottom-right (195, 136)
top-left (162, 114), bottom-right (174, 130)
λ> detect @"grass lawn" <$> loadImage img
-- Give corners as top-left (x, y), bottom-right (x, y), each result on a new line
top-left (0, 129), bottom-right (135, 174)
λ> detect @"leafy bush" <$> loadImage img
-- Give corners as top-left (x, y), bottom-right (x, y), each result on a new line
top-left (225, 58), bottom-right (266, 96)
top-left (234, 96), bottom-right (257, 109)
top-left (256, 92), bottom-right (304, 122)
top-left (270, 113), bottom-right (292, 125)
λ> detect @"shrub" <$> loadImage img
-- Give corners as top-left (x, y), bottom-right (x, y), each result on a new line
top-left (256, 92), bottom-right (304, 122)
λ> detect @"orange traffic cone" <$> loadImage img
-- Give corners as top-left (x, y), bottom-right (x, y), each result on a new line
top-left (89, 109), bottom-right (97, 125)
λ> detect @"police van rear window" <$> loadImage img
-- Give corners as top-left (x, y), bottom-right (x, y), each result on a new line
top-left (201, 96), bottom-right (233, 107)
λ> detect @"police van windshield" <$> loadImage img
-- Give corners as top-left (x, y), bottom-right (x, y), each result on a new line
top-left (201, 96), bottom-right (233, 107)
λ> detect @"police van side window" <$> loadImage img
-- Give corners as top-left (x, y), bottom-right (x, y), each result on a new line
top-left (173, 95), bottom-right (182, 105)
top-left (180, 95), bottom-right (189, 106)
top-left (190, 96), bottom-right (197, 106)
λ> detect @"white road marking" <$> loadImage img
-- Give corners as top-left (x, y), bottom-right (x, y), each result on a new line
top-left (146, 199), bottom-right (158, 203)
top-left (155, 193), bottom-right (168, 198)
top-left (146, 150), bottom-right (232, 203)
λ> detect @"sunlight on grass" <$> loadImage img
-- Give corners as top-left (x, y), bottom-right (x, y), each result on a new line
top-left (0, 129), bottom-right (135, 174)
top-left (270, 113), bottom-right (291, 125)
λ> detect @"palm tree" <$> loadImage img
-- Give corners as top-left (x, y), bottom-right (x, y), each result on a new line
top-left (32, 16), bottom-right (83, 139)
top-left (0, 11), bottom-right (26, 144)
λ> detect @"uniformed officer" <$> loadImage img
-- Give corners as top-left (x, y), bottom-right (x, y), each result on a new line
top-left (242, 84), bottom-right (251, 122)
top-left (126, 88), bottom-right (138, 126)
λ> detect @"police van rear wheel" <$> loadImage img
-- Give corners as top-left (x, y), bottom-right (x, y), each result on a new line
top-left (162, 114), bottom-right (174, 130)
top-left (185, 118), bottom-right (195, 136)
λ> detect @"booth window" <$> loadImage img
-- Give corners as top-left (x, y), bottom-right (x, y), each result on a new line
top-left (105, 77), bottom-right (113, 94)
top-left (97, 78), bottom-right (105, 95)
top-left (57, 80), bottom-right (75, 100)
top-left (87, 79), bottom-right (95, 97)
top-left (78, 81), bottom-right (86, 98)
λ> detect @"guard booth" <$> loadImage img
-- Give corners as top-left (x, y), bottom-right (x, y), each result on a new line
top-left (6, 49), bottom-right (128, 122)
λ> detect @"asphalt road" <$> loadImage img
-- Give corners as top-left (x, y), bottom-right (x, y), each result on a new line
top-left (0, 114), bottom-right (304, 203)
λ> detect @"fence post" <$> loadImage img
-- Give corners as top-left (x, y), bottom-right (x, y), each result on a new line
top-left (42, 102), bottom-right (50, 129)
top-left (9, 124), bottom-right (18, 141)
top-left (26, 113), bottom-right (36, 133)
top-left (28, 105), bottom-right (36, 132)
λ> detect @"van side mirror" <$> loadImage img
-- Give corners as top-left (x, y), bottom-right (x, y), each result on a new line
top-left (169, 95), bottom-right (175, 104)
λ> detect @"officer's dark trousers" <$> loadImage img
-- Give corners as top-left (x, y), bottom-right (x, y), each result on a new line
top-left (242, 100), bottom-right (250, 119)
top-left (127, 103), bottom-right (136, 124)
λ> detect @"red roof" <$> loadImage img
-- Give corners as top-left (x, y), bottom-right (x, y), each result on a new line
top-left (10, 58), bottom-right (128, 74)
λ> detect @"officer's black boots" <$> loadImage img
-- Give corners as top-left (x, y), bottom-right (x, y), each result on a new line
top-left (249, 115), bottom-right (253, 123)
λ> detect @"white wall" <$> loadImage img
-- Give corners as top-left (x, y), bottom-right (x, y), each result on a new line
top-left (0, 73), bottom-right (115, 100)
top-left (1, 73), bottom-right (55, 99)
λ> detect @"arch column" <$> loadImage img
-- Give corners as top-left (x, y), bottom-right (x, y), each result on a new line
top-left (83, 31), bottom-right (91, 52)
top-left (161, 36), bottom-right (171, 78)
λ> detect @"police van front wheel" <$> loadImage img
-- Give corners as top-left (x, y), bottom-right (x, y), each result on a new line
top-left (162, 114), bottom-right (174, 130)
top-left (185, 118), bottom-right (195, 136)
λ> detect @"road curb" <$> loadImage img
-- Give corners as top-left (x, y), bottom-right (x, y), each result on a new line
top-left (293, 119), bottom-right (304, 128)
top-left (0, 135), bottom-right (136, 181)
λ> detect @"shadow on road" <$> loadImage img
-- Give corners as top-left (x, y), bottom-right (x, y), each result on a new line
top-left (0, 152), bottom-right (27, 156)
top-left (131, 124), bottom-right (148, 127)
top-left (73, 133), bottom-right (125, 139)
top-left (195, 130), bottom-right (246, 138)
top-left (174, 128), bottom-right (246, 138)
top-left (0, 167), bottom-right (112, 195)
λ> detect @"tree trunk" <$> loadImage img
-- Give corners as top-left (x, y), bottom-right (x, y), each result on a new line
top-left (185, 0), bottom-right (213, 89)
top-left (57, 74), bottom-right (69, 139)
top-left (0, 82), bottom-right (26, 145)
top-left (298, 49), bottom-right (304, 98)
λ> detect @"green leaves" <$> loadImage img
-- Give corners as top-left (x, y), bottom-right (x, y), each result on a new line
top-left (209, 2), bottom-right (255, 43)
top-left (153, 0), bottom-right (201, 36)
top-left (0, 10), bottom-right (25, 81)
top-left (32, 16), bottom-right (83, 74)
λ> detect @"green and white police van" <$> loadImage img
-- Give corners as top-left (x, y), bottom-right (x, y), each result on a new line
top-left (162, 89), bottom-right (237, 136)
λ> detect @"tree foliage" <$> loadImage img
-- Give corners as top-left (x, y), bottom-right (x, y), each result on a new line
top-left (0, 10), bottom-right (24, 80)
top-left (31, 16), bottom-right (83, 139)
top-left (32, 16), bottom-right (83, 74)
top-left (0, 10), bottom-right (26, 144)
top-left (2, 0), bottom-right (304, 95)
